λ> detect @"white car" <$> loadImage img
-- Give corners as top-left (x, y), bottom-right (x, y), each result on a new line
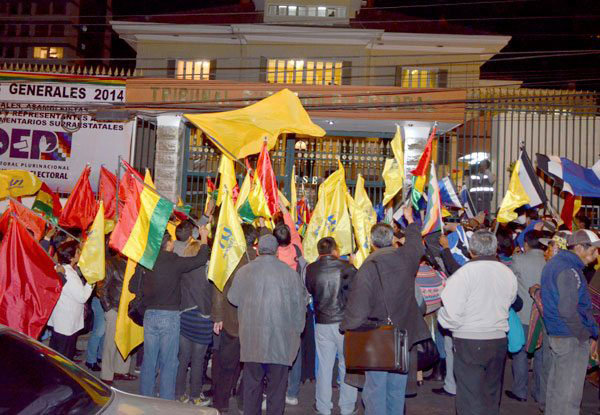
top-left (0, 325), bottom-right (219, 414)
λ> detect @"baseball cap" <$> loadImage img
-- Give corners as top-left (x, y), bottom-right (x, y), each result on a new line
top-left (567, 229), bottom-right (600, 248)
top-left (540, 230), bottom-right (571, 247)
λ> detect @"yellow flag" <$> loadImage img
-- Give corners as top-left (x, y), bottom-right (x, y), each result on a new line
top-left (115, 259), bottom-right (144, 360)
top-left (381, 126), bottom-right (405, 206)
top-left (291, 166), bottom-right (297, 224)
top-left (185, 89), bottom-right (326, 160)
top-left (278, 189), bottom-right (290, 208)
top-left (208, 186), bottom-right (247, 291)
top-left (217, 155), bottom-right (237, 207)
top-left (235, 172), bottom-right (252, 211)
top-left (0, 170), bottom-right (42, 199)
top-left (78, 201), bottom-right (106, 284)
top-left (303, 161), bottom-right (352, 262)
top-left (350, 174), bottom-right (377, 268)
top-left (497, 160), bottom-right (531, 223)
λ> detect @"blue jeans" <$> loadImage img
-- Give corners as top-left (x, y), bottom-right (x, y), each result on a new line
top-left (287, 344), bottom-right (302, 398)
top-left (140, 310), bottom-right (181, 400)
top-left (510, 324), bottom-right (544, 400)
top-left (362, 371), bottom-right (408, 415)
top-left (315, 323), bottom-right (357, 415)
top-left (86, 297), bottom-right (105, 365)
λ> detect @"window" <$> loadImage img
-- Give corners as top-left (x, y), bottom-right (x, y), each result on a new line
top-left (33, 46), bottom-right (64, 59)
top-left (269, 4), bottom-right (346, 18)
top-left (50, 24), bottom-right (64, 36)
top-left (35, 24), bottom-right (48, 36)
top-left (267, 59), bottom-right (342, 85)
top-left (399, 67), bottom-right (439, 88)
top-left (176, 59), bottom-right (211, 80)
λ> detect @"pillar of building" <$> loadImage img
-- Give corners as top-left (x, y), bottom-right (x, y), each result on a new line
top-left (154, 114), bottom-right (185, 203)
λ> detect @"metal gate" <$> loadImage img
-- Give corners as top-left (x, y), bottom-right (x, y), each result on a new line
top-left (181, 88), bottom-right (600, 223)
top-left (180, 125), bottom-right (394, 217)
top-left (132, 116), bottom-right (158, 177)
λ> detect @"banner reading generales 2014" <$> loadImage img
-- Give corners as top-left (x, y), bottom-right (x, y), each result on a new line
top-left (0, 72), bottom-right (133, 193)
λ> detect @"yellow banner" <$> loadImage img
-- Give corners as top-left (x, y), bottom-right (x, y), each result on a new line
top-left (0, 170), bottom-right (42, 199)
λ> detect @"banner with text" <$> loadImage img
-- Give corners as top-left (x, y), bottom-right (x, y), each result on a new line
top-left (0, 76), bottom-right (133, 193)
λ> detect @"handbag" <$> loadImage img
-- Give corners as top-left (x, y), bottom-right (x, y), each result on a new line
top-left (128, 267), bottom-right (146, 327)
top-left (507, 308), bottom-right (525, 353)
top-left (344, 262), bottom-right (410, 373)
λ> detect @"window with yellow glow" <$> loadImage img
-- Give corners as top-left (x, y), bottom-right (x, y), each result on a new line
top-left (176, 60), bottom-right (211, 80)
top-left (400, 68), bottom-right (438, 88)
top-left (267, 59), bottom-right (342, 85)
top-left (33, 46), bottom-right (63, 59)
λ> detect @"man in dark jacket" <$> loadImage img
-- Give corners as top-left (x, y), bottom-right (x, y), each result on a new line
top-left (132, 227), bottom-right (209, 400)
top-left (306, 237), bottom-right (357, 415)
top-left (541, 229), bottom-right (599, 415)
top-left (99, 251), bottom-right (136, 385)
top-left (341, 206), bottom-right (429, 415)
top-left (211, 223), bottom-right (259, 413)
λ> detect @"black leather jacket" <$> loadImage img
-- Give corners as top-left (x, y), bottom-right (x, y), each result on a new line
top-left (100, 254), bottom-right (127, 311)
top-left (305, 255), bottom-right (356, 324)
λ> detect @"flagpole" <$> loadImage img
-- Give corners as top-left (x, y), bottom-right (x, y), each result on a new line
top-left (116, 155), bottom-right (121, 222)
top-left (8, 197), bottom-right (82, 243)
top-left (120, 160), bottom-right (201, 228)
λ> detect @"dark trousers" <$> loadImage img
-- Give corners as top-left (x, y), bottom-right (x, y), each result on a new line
top-left (49, 330), bottom-right (78, 360)
top-left (213, 331), bottom-right (242, 410)
top-left (243, 362), bottom-right (288, 415)
top-left (454, 337), bottom-right (507, 415)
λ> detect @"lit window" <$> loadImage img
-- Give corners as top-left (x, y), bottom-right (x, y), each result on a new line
top-left (268, 5), bottom-right (277, 15)
top-left (267, 59), bottom-right (343, 85)
top-left (278, 5), bottom-right (287, 15)
top-left (400, 67), bottom-right (438, 88)
top-left (33, 46), bottom-right (63, 59)
top-left (337, 7), bottom-right (346, 17)
top-left (288, 5), bottom-right (297, 15)
top-left (327, 7), bottom-right (336, 17)
top-left (308, 6), bottom-right (316, 16)
top-left (317, 6), bottom-right (327, 16)
top-left (176, 59), bottom-right (211, 80)
top-left (298, 6), bottom-right (307, 16)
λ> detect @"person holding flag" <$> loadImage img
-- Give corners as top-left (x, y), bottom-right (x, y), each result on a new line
top-left (131, 225), bottom-right (210, 401)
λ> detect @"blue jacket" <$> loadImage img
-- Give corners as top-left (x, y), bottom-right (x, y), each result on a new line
top-left (541, 250), bottom-right (598, 340)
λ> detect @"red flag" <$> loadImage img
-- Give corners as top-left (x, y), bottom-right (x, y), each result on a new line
top-left (10, 200), bottom-right (46, 241)
top-left (122, 161), bottom-right (144, 180)
top-left (256, 142), bottom-right (280, 215)
top-left (0, 219), bottom-right (62, 338)
top-left (410, 127), bottom-right (437, 176)
top-left (59, 166), bottom-right (97, 230)
top-left (99, 167), bottom-right (117, 219)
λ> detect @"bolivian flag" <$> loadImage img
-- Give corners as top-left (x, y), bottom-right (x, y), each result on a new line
top-left (32, 182), bottom-right (62, 224)
top-left (237, 173), bottom-right (272, 223)
top-left (109, 171), bottom-right (174, 270)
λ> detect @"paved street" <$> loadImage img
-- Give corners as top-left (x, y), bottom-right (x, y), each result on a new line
top-left (83, 339), bottom-right (598, 415)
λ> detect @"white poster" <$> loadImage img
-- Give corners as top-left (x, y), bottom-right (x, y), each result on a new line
top-left (0, 78), bottom-right (133, 193)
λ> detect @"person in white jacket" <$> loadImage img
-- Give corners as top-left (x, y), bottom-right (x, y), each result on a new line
top-left (438, 230), bottom-right (517, 415)
top-left (48, 240), bottom-right (93, 359)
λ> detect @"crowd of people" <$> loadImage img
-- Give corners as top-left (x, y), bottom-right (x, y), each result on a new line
top-left (37, 195), bottom-right (600, 415)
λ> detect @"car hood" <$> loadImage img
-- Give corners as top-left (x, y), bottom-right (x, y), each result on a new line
top-left (102, 388), bottom-right (219, 415)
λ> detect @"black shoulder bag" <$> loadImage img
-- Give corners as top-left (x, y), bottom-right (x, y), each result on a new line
top-left (344, 262), bottom-right (409, 373)
top-left (128, 266), bottom-right (146, 327)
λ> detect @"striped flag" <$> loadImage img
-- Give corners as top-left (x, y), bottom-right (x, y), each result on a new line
top-left (411, 126), bottom-right (436, 210)
top-left (439, 177), bottom-right (463, 209)
top-left (497, 150), bottom-right (547, 223)
top-left (536, 154), bottom-right (600, 198)
top-left (460, 188), bottom-right (477, 219)
top-left (237, 173), bottom-right (272, 223)
top-left (422, 162), bottom-right (443, 235)
top-left (32, 182), bottom-right (62, 224)
top-left (109, 168), bottom-right (174, 270)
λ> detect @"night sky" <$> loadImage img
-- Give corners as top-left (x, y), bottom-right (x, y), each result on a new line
top-left (112, 0), bottom-right (600, 91)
